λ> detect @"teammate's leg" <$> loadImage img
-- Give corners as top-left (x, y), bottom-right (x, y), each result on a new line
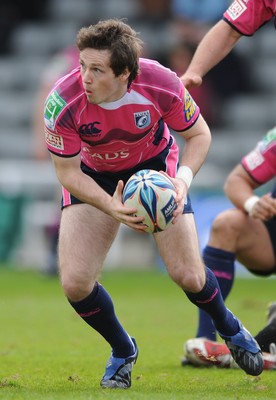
top-left (196, 209), bottom-right (275, 341)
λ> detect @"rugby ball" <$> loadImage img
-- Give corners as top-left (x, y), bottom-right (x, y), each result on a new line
top-left (122, 169), bottom-right (177, 233)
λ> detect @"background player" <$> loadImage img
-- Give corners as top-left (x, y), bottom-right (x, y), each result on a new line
top-left (180, 0), bottom-right (276, 366)
top-left (181, 0), bottom-right (276, 91)
top-left (184, 129), bottom-right (276, 368)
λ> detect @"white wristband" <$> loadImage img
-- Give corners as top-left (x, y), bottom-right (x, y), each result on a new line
top-left (176, 166), bottom-right (193, 188)
top-left (244, 195), bottom-right (259, 214)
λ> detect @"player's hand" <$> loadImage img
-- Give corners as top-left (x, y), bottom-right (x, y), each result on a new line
top-left (181, 73), bottom-right (202, 89)
top-left (250, 193), bottom-right (276, 221)
top-left (111, 180), bottom-right (148, 232)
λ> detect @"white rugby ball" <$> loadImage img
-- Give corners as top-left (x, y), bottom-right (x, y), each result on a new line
top-left (122, 169), bottom-right (177, 233)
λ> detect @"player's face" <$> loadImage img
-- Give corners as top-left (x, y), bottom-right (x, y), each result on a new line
top-left (79, 48), bottom-right (130, 104)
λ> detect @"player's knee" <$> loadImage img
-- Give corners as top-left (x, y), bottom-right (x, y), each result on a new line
top-left (170, 266), bottom-right (205, 292)
top-left (182, 274), bottom-right (205, 292)
top-left (211, 209), bottom-right (246, 239)
top-left (61, 275), bottom-right (92, 301)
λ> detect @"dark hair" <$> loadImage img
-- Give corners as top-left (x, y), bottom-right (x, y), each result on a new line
top-left (76, 19), bottom-right (143, 86)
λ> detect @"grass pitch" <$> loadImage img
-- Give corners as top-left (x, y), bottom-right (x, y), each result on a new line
top-left (0, 265), bottom-right (276, 399)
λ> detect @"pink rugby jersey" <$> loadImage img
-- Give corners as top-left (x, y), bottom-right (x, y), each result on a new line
top-left (44, 58), bottom-right (199, 173)
top-left (223, 0), bottom-right (276, 36)
top-left (241, 128), bottom-right (276, 184)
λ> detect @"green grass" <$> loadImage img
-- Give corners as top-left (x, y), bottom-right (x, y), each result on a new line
top-left (0, 266), bottom-right (276, 399)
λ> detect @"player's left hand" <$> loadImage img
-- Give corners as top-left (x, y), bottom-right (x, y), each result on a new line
top-left (251, 193), bottom-right (276, 221)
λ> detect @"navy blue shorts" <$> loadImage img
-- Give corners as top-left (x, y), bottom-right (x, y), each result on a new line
top-left (61, 139), bottom-right (193, 214)
top-left (265, 216), bottom-right (276, 259)
top-left (249, 216), bottom-right (276, 276)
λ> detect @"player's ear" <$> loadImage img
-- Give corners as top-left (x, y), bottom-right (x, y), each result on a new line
top-left (120, 68), bottom-right (130, 82)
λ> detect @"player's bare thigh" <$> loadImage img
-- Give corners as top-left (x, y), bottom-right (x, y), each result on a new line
top-left (58, 203), bottom-right (120, 300)
top-left (153, 213), bottom-right (206, 292)
top-left (236, 218), bottom-right (275, 272)
top-left (209, 209), bottom-right (275, 272)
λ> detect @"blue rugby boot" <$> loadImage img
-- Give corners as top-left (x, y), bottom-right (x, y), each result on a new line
top-left (100, 338), bottom-right (138, 389)
top-left (219, 318), bottom-right (264, 376)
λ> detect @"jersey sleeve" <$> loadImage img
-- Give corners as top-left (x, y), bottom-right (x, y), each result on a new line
top-left (241, 127), bottom-right (276, 183)
top-left (162, 84), bottom-right (200, 132)
top-left (44, 89), bottom-right (81, 157)
top-left (223, 0), bottom-right (275, 36)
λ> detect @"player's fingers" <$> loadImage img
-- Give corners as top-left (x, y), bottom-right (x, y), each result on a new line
top-left (113, 180), bottom-right (124, 200)
top-left (257, 199), bottom-right (275, 219)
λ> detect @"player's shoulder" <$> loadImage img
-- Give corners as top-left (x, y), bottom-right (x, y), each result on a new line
top-left (49, 66), bottom-right (83, 101)
top-left (136, 58), bottom-right (181, 91)
top-left (44, 67), bottom-right (84, 131)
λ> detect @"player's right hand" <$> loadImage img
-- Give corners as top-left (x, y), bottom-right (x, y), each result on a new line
top-left (111, 180), bottom-right (147, 232)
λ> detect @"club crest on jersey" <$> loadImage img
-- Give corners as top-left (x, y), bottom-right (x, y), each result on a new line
top-left (184, 89), bottom-right (196, 122)
top-left (44, 90), bottom-right (66, 129)
top-left (134, 110), bottom-right (151, 129)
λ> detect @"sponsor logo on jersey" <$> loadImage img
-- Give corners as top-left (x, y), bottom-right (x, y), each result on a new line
top-left (184, 89), bottom-right (196, 122)
top-left (244, 150), bottom-right (264, 170)
top-left (134, 110), bottom-right (151, 129)
top-left (44, 91), bottom-right (66, 129)
top-left (82, 147), bottom-right (129, 160)
top-left (45, 129), bottom-right (64, 150)
top-left (226, 0), bottom-right (247, 20)
top-left (79, 122), bottom-right (101, 136)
